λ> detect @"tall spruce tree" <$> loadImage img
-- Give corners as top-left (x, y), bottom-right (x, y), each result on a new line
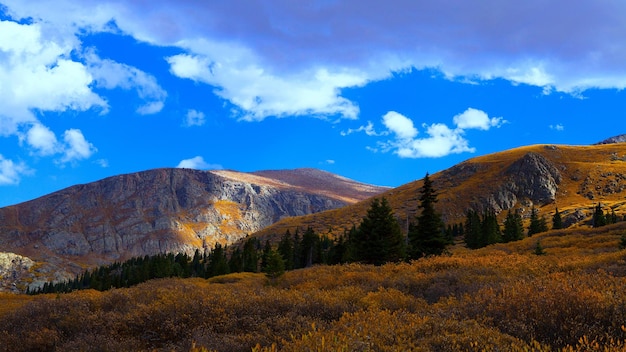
top-left (552, 207), bottom-right (563, 230)
top-left (593, 203), bottom-right (607, 228)
top-left (502, 209), bottom-right (524, 243)
top-left (464, 209), bottom-right (482, 249)
top-left (408, 173), bottom-right (446, 259)
top-left (480, 209), bottom-right (502, 246)
top-left (353, 197), bottom-right (405, 265)
top-left (528, 207), bottom-right (548, 236)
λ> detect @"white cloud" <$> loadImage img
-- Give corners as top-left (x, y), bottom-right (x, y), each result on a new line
top-left (0, 155), bottom-right (31, 185)
top-left (167, 52), bottom-right (363, 120)
top-left (376, 109), bottom-right (504, 158)
top-left (87, 54), bottom-right (167, 115)
top-left (184, 109), bottom-right (206, 127)
top-left (26, 123), bottom-right (59, 155)
top-left (382, 112), bottom-right (418, 140)
top-left (60, 129), bottom-right (97, 163)
top-left (453, 108), bottom-right (505, 130)
top-left (5, 1), bottom-right (626, 123)
top-left (550, 124), bottom-right (565, 131)
top-left (340, 121), bottom-right (386, 137)
top-left (176, 156), bottom-right (222, 170)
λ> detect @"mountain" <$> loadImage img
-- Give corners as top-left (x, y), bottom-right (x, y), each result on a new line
top-left (596, 134), bottom-right (626, 145)
top-left (0, 168), bottom-right (387, 292)
top-left (254, 143), bottom-right (626, 240)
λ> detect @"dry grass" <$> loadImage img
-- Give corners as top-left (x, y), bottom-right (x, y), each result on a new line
top-left (3, 224), bottom-right (626, 351)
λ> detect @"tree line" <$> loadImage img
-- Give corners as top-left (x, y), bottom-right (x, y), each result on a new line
top-left (30, 174), bottom-right (625, 295)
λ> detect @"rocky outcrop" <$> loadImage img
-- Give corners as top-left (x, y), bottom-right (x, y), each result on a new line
top-left (0, 168), bottom-right (385, 281)
top-left (473, 152), bottom-right (562, 212)
top-left (596, 134), bottom-right (626, 145)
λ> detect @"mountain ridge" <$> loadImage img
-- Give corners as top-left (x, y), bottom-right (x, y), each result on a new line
top-left (0, 167), bottom-right (387, 292)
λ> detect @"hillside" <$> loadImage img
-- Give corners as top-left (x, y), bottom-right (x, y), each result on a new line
top-left (2, 221), bottom-right (626, 351)
top-left (0, 168), bottom-right (387, 292)
top-left (255, 143), bottom-right (626, 240)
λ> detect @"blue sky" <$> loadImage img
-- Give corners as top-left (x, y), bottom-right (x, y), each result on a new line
top-left (1, 1), bottom-right (625, 207)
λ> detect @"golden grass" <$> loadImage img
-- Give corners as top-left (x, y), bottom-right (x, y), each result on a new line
top-left (3, 224), bottom-right (626, 350)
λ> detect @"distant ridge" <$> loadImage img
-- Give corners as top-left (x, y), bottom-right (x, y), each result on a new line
top-left (596, 134), bottom-right (626, 145)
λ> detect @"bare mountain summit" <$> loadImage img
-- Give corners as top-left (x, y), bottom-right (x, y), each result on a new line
top-left (0, 168), bottom-right (387, 292)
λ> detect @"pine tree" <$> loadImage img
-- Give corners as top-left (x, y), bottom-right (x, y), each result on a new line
top-left (593, 203), bottom-right (607, 228)
top-left (480, 209), bottom-right (502, 246)
top-left (534, 240), bottom-right (546, 255)
top-left (464, 209), bottom-right (482, 249)
top-left (528, 207), bottom-right (548, 236)
top-left (277, 230), bottom-right (295, 270)
top-left (502, 209), bottom-right (524, 242)
top-left (263, 249), bottom-right (285, 280)
top-left (552, 207), bottom-right (563, 230)
top-left (300, 227), bottom-right (320, 267)
top-left (354, 197), bottom-right (405, 265)
top-left (408, 173), bottom-right (447, 259)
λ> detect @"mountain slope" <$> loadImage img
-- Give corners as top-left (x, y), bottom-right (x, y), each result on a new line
top-left (255, 143), bottom-right (626, 240)
top-left (0, 168), bottom-right (387, 291)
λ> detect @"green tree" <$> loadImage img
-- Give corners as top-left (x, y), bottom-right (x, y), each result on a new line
top-left (480, 209), bottom-right (502, 246)
top-left (408, 173), bottom-right (447, 259)
top-left (502, 209), bottom-right (524, 243)
top-left (593, 203), bottom-right (607, 228)
top-left (263, 249), bottom-right (285, 280)
top-left (552, 207), bottom-right (563, 230)
top-left (353, 197), bottom-right (405, 265)
top-left (277, 230), bottom-right (295, 270)
top-left (207, 243), bottom-right (230, 277)
top-left (528, 207), bottom-right (548, 236)
top-left (464, 209), bottom-right (482, 249)
top-left (534, 239), bottom-right (547, 255)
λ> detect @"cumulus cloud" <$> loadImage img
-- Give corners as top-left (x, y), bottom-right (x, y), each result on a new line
top-left (26, 123), bottom-right (59, 156)
top-left (60, 129), bottom-right (97, 163)
top-left (87, 54), bottom-right (167, 115)
top-left (0, 155), bottom-right (31, 185)
top-left (453, 108), bottom-right (505, 130)
top-left (176, 156), bottom-right (222, 170)
top-left (376, 108), bottom-right (502, 158)
top-left (184, 109), bottom-right (206, 127)
top-left (4, 0), bottom-right (626, 123)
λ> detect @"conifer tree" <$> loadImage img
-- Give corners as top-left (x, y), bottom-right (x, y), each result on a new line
top-left (593, 203), bottom-right (607, 228)
top-left (263, 249), bottom-right (285, 280)
top-left (408, 173), bottom-right (447, 259)
top-left (502, 209), bottom-right (524, 242)
top-left (464, 209), bottom-right (482, 249)
top-left (528, 207), bottom-right (548, 236)
top-left (354, 197), bottom-right (405, 265)
top-left (207, 243), bottom-right (230, 277)
top-left (552, 207), bottom-right (563, 230)
top-left (483, 209), bottom-right (503, 245)
top-left (277, 230), bottom-right (295, 270)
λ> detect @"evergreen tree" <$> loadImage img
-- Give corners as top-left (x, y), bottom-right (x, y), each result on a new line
top-left (502, 209), bottom-right (524, 243)
top-left (464, 209), bottom-right (482, 249)
top-left (207, 244), bottom-right (230, 277)
top-left (534, 240), bottom-right (547, 255)
top-left (593, 203), bottom-right (607, 228)
top-left (480, 209), bottom-right (502, 246)
top-left (242, 237), bottom-right (259, 272)
top-left (263, 249), bottom-right (285, 280)
top-left (300, 227), bottom-right (320, 267)
top-left (354, 197), bottom-right (405, 265)
top-left (552, 207), bottom-right (563, 230)
top-left (528, 207), bottom-right (548, 236)
top-left (277, 230), bottom-right (295, 270)
top-left (408, 173), bottom-right (447, 259)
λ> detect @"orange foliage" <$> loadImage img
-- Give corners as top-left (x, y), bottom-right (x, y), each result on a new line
top-left (2, 226), bottom-right (626, 351)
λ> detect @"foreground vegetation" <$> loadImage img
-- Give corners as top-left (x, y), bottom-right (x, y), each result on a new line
top-left (2, 222), bottom-right (626, 351)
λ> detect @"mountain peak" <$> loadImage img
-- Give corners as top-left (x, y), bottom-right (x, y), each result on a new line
top-left (595, 134), bottom-right (626, 145)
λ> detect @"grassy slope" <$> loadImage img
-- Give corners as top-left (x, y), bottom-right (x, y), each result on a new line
top-left (255, 143), bottom-right (626, 240)
top-left (2, 222), bottom-right (626, 351)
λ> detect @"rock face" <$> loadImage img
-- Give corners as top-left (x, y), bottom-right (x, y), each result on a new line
top-left (596, 134), bottom-right (626, 145)
top-left (0, 168), bottom-right (386, 282)
top-left (469, 152), bottom-right (562, 213)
